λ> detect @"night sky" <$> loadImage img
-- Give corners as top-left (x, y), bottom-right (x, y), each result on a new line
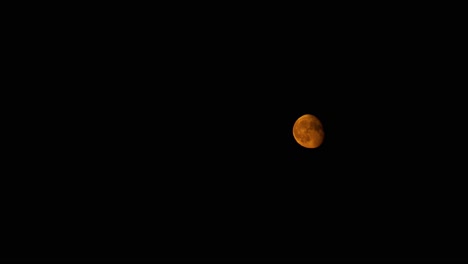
top-left (4, 5), bottom-right (466, 262)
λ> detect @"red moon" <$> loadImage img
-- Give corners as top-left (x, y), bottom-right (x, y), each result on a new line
top-left (292, 114), bottom-right (324, 148)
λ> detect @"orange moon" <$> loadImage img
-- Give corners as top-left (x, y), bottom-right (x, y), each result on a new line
top-left (292, 114), bottom-right (324, 148)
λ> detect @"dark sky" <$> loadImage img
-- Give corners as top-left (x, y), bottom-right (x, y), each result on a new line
top-left (4, 5), bottom-right (466, 262)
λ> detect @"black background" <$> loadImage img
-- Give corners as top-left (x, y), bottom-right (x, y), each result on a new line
top-left (2, 3), bottom-right (467, 262)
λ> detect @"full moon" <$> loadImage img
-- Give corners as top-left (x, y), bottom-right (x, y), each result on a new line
top-left (292, 114), bottom-right (324, 148)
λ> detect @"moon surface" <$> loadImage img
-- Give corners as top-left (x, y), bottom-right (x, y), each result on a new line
top-left (292, 114), bottom-right (324, 148)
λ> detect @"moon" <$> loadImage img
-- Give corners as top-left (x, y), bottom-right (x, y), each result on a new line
top-left (292, 114), bottom-right (324, 148)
